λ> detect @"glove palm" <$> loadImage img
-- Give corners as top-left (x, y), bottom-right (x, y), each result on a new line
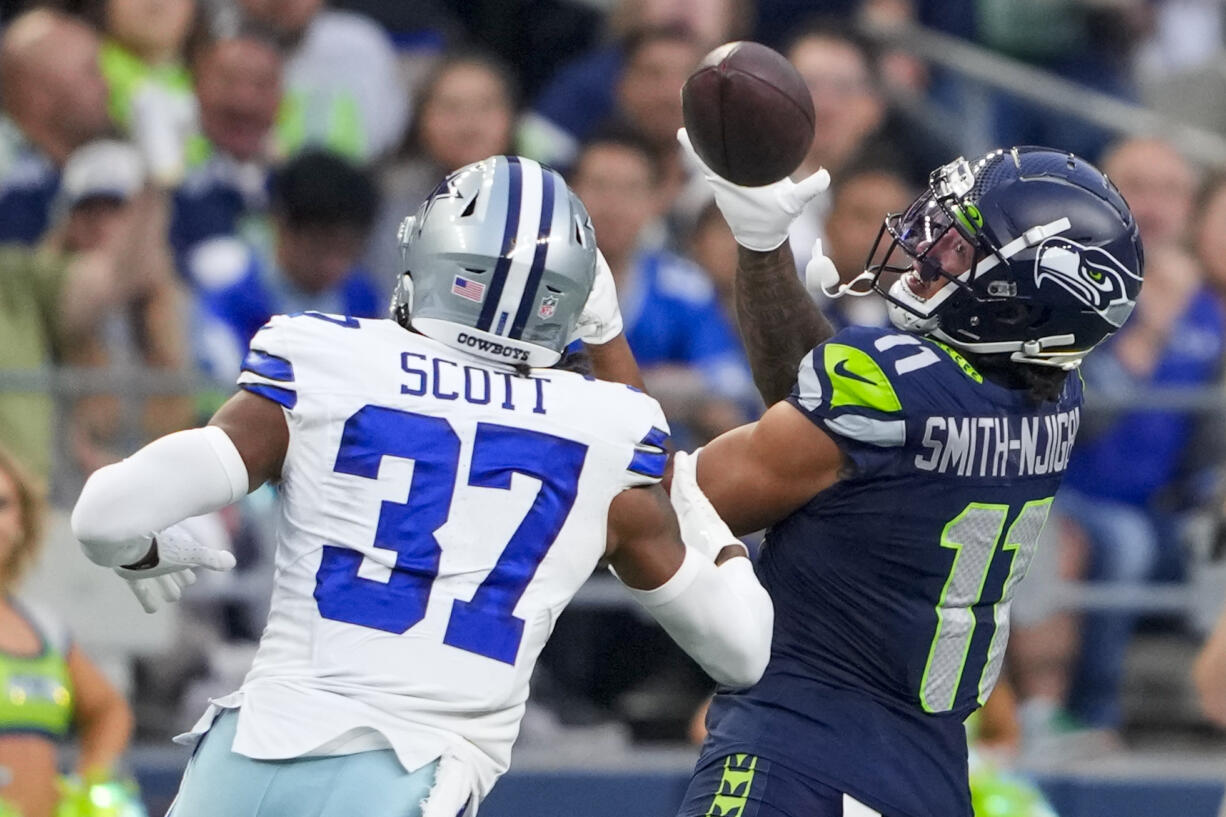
top-left (678, 128), bottom-right (831, 252)
top-left (114, 523), bottom-right (235, 613)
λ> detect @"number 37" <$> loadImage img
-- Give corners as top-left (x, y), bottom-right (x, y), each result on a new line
top-left (313, 405), bottom-right (587, 665)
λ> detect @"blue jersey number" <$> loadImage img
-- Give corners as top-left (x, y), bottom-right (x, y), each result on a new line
top-left (313, 405), bottom-right (588, 664)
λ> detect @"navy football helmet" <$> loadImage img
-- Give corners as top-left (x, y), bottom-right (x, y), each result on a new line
top-left (863, 146), bottom-right (1144, 369)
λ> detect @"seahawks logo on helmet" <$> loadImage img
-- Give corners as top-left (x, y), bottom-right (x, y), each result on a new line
top-left (1033, 238), bottom-right (1140, 328)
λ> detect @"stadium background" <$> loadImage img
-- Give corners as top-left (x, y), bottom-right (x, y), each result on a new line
top-left (3, 0), bottom-right (1226, 814)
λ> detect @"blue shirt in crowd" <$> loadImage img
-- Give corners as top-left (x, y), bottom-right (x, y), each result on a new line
top-left (619, 248), bottom-right (754, 408)
top-left (0, 122), bottom-right (59, 244)
top-left (1064, 287), bottom-right (1226, 507)
top-left (530, 46), bottom-right (623, 151)
top-left (187, 234), bottom-right (382, 380)
top-left (170, 155), bottom-right (271, 272)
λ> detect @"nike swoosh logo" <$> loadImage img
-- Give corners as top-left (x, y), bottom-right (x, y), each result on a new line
top-left (832, 358), bottom-right (876, 385)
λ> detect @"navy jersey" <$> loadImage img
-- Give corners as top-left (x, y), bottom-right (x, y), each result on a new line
top-left (701, 326), bottom-right (1083, 817)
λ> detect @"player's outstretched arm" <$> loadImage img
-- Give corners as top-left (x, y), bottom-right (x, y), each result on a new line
top-left (71, 390), bottom-right (288, 611)
top-left (606, 484), bottom-right (773, 688)
top-left (735, 243), bottom-right (834, 405)
top-left (584, 332), bottom-right (645, 391)
top-left (678, 128), bottom-right (835, 405)
top-left (572, 248), bottom-right (646, 390)
top-left (696, 400), bottom-right (844, 535)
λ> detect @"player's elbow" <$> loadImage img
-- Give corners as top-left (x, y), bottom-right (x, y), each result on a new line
top-left (708, 640), bottom-right (770, 688)
top-left (626, 549), bottom-right (774, 689)
top-left (707, 584), bottom-right (773, 688)
top-left (71, 469), bottom-right (134, 565)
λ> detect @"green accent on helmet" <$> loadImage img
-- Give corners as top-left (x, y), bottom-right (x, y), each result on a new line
top-left (954, 202), bottom-right (984, 235)
top-left (824, 344), bottom-right (902, 413)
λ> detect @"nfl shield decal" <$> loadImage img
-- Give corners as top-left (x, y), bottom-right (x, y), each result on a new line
top-left (538, 293), bottom-right (559, 319)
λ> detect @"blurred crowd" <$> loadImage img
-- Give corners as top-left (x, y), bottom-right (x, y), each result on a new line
top-left (3, 0), bottom-right (1226, 801)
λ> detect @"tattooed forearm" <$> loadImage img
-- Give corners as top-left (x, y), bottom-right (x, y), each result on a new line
top-left (734, 243), bottom-right (835, 406)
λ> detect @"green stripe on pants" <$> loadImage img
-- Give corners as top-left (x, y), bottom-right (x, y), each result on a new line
top-left (706, 754), bottom-right (758, 817)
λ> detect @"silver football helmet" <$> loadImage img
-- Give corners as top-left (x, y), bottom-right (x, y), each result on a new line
top-left (392, 156), bottom-right (598, 367)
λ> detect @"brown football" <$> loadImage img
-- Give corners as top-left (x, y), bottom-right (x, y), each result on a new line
top-left (682, 41), bottom-right (815, 186)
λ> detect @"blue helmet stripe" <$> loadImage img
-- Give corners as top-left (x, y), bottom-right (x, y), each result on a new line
top-left (509, 169), bottom-right (557, 339)
top-left (477, 156), bottom-right (523, 332)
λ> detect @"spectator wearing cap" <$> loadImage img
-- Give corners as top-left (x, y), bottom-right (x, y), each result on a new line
top-left (188, 150), bottom-right (381, 380)
top-left (0, 9), bottom-right (113, 245)
top-left (237, 0), bottom-right (408, 163)
top-left (0, 139), bottom-right (186, 480)
top-left (47, 140), bottom-right (193, 478)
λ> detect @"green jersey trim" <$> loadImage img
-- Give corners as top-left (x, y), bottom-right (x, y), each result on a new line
top-left (823, 343), bottom-right (902, 414)
top-left (928, 338), bottom-right (984, 384)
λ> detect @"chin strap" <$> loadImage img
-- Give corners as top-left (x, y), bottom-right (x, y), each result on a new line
top-left (932, 329), bottom-right (1085, 369)
top-left (804, 239), bottom-right (876, 300)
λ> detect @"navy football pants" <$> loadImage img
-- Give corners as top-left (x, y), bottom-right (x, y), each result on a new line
top-left (676, 754), bottom-right (885, 817)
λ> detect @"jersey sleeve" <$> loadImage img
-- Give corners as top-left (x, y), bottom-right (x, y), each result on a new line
top-left (786, 327), bottom-right (914, 473)
top-left (621, 390), bottom-right (672, 488)
top-left (236, 315), bottom-right (302, 410)
top-left (236, 312), bottom-right (365, 411)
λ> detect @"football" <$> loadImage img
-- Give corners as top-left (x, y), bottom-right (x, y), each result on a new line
top-left (681, 41), bottom-right (815, 186)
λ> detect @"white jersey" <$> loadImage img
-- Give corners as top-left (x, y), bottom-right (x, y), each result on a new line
top-left (184, 314), bottom-right (669, 805)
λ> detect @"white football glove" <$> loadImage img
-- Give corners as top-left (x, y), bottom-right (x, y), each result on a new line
top-left (113, 522), bottom-right (236, 613)
top-left (569, 247), bottom-right (624, 345)
top-left (669, 449), bottom-right (742, 561)
top-left (678, 128), bottom-right (831, 252)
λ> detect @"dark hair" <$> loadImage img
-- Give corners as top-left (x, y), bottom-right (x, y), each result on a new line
top-left (399, 49), bottom-right (518, 161)
top-left (571, 124), bottom-right (663, 184)
top-left (971, 352), bottom-right (1071, 404)
top-left (608, 0), bottom-right (755, 43)
top-left (186, 10), bottom-right (284, 67)
top-left (620, 23), bottom-right (700, 64)
top-left (782, 16), bottom-right (881, 92)
top-left (271, 149), bottom-right (378, 232)
top-left (1019, 364), bottom-right (1072, 403)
